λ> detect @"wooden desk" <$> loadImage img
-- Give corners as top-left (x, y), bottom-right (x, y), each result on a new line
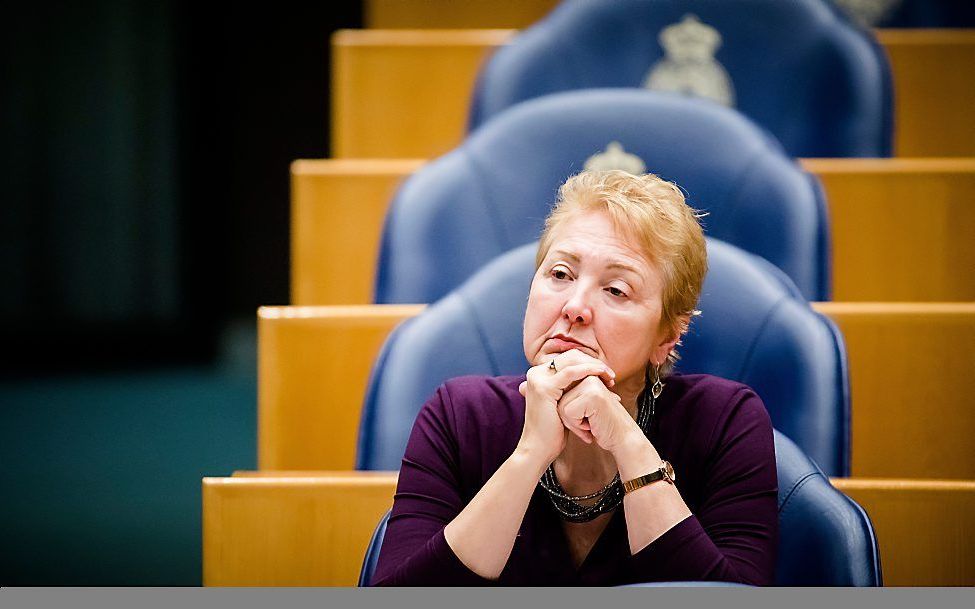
top-left (256, 303), bottom-right (975, 479)
top-left (879, 30), bottom-right (975, 157)
top-left (366, 0), bottom-right (558, 29)
top-left (332, 29), bottom-right (975, 159)
top-left (202, 471), bottom-right (398, 586)
top-left (257, 304), bottom-right (424, 470)
top-left (834, 478), bottom-right (975, 586)
top-left (292, 158), bottom-right (975, 305)
top-left (202, 472), bottom-right (975, 586)
top-left (816, 302), bottom-right (975, 480)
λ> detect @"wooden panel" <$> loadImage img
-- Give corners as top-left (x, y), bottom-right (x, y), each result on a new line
top-left (366, 0), bottom-right (558, 29)
top-left (815, 303), bottom-right (975, 479)
top-left (832, 478), bottom-right (975, 586)
top-left (331, 29), bottom-right (514, 158)
top-left (202, 472), bottom-right (398, 586)
top-left (204, 474), bottom-right (974, 586)
top-left (291, 159), bottom-right (425, 304)
top-left (878, 30), bottom-right (975, 157)
top-left (331, 29), bottom-right (975, 159)
top-left (257, 305), bottom-right (425, 470)
top-left (802, 158), bottom-right (975, 302)
top-left (258, 304), bottom-right (974, 478)
top-left (291, 158), bottom-right (975, 305)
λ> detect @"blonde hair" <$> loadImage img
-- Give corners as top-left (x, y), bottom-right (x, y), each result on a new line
top-left (536, 170), bottom-right (708, 372)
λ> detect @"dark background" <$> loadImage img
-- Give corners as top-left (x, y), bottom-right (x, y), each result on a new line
top-left (0, 0), bottom-right (361, 585)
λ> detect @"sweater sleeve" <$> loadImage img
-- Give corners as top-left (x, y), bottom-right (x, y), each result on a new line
top-left (627, 387), bottom-right (779, 586)
top-left (369, 383), bottom-right (495, 586)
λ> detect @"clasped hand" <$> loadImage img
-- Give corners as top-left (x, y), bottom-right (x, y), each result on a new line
top-left (517, 349), bottom-right (640, 463)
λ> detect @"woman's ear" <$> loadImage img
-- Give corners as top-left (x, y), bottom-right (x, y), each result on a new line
top-left (653, 314), bottom-right (690, 365)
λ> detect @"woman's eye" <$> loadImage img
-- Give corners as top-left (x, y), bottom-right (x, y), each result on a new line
top-left (551, 268), bottom-right (571, 280)
top-left (606, 286), bottom-right (627, 298)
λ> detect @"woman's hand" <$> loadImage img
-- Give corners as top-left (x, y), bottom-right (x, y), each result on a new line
top-left (516, 351), bottom-right (615, 465)
top-left (557, 376), bottom-right (643, 454)
top-left (550, 350), bottom-right (643, 454)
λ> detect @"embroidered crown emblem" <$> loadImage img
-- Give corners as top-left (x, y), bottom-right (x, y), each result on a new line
top-left (834, 0), bottom-right (903, 27)
top-left (583, 142), bottom-right (647, 175)
top-left (643, 14), bottom-right (735, 107)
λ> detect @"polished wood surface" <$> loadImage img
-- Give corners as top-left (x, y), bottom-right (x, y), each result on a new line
top-left (291, 158), bottom-right (975, 305)
top-left (291, 159), bottom-right (425, 304)
top-left (202, 472), bottom-right (398, 586)
top-left (202, 472), bottom-right (973, 586)
top-left (331, 29), bottom-right (975, 159)
top-left (877, 30), bottom-right (975, 157)
top-left (257, 305), bottom-right (425, 470)
top-left (801, 158), bottom-right (975, 302)
top-left (258, 303), bottom-right (974, 479)
top-left (814, 303), bottom-right (975, 480)
top-left (331, 29), bottom-right (513, 158)
top-left (366, 0), bottom-right (558, 29)
top-left (833, 478), bottom-right (975, 586)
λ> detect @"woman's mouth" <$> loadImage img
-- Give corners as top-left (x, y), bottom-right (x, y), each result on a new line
top-left (548, 334), bottom-right (595, 353)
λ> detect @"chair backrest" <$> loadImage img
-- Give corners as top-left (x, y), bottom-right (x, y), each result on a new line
top-left (360, 239), bottom-right (850, 476)
top-left (834, 0), bottom-right (975, 28)
top-left (358, 430), bottom-right (880, 586)
top-left (468, 0), bottom-right (892, 158)
top-left (377, 89), bottom-right (830, 304)
top-left (773, 430), bottom-right (882, 585)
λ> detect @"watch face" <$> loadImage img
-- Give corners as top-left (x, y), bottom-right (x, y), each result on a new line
top-left (664, 461), bottom-right (676, 482)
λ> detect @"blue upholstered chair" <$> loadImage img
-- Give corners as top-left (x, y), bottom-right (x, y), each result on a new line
top-left (358, 430), bottom-right (881, 586)
top-left (833, 0), bottom-right (975, 28)
top-left (377, 90), bottom-right (830, 304)
top-left (468, 0), bottom-right (892, 158)
top-left (361, 239), bottom-right (850, 478)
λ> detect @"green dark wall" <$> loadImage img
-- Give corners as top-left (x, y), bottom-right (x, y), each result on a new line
top-left (0, 0), bottom-right (361, 585)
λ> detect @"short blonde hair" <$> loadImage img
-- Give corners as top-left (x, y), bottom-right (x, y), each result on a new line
top-left (536, 170), bottom-right (708, 371)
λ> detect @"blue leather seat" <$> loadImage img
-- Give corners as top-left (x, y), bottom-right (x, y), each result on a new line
top-left (360, 239), bottom-right (849, 477)
top-left (377, 90), bottom-right (830, 304)
top-left (358, 430), bottom-right (881, 586)
top-left (468, 0), bottom-right (892, 158)
top-left (835, 0), bottom-right (975, 27)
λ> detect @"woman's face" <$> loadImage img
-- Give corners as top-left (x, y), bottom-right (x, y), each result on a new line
top-left (523, 209), bottom-right (679, 394)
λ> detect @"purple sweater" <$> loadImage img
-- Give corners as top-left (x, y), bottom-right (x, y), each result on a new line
top-left (371, 373), bottom-right (778, 586)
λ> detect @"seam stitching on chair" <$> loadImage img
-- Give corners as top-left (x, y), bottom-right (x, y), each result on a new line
top-left (460, 291), bottom-right (502, 376)
top-left (736, 296), bottom-right (787, 381)
top-left (462, 147), bottom-right (512, 252)
top-left (778, 471), bottom-right (819, 514)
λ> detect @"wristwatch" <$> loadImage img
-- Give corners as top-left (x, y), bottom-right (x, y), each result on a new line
top-left (622, 461), bottom-right (676, 494)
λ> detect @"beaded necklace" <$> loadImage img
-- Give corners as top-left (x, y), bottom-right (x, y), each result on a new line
top-left (538, 370), bottom-right (662, 523)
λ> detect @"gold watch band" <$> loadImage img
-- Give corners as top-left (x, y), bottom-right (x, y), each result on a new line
top-left (622, 461), bottom-right (675, 494)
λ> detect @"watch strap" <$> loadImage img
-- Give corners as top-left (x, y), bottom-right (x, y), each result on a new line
top-left (621, 461), bottom-right (674, 494)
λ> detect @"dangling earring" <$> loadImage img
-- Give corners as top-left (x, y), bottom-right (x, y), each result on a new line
top-left (651, 362), bottom-right (665, 399)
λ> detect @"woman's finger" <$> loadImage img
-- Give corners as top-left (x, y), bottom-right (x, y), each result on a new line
top-left (558, 409), bottom-right (594, 444)
top-left (551, 362), bottom-right (614, 391)
top-left (556, 391), bottom-right (595, 444)
top-left (553, 350), bottom-right (616, 386)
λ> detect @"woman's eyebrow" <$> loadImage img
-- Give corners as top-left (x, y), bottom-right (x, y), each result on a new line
top-left (607, 262), bottom-right (641, 276)
top-left (550, 249), bottom-right (580, 262)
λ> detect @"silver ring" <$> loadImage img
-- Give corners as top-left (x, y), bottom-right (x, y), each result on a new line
top-left (548, 360), bottom-right (557, 372)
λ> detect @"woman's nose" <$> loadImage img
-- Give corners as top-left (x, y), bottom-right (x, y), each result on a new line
top-left (562, 289), bottom-right (593, 325)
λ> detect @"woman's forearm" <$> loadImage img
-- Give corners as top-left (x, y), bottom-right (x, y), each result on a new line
top-left (614, 433), bottom-right (692, 554)
top-left (443, 447), bottom-right (549, 579)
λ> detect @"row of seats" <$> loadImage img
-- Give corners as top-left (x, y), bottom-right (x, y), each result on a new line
top-left (365, 0), bottom-right (975, 30)
top-left (206, 0), bottom-right (975, 587)
top-left (291, 157), bottom-right (975, 305)
top-left (332, 28), bottom-right (975, 158)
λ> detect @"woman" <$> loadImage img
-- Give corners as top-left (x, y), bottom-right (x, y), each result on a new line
top-left (371, 170), bottom-right (778, 586)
